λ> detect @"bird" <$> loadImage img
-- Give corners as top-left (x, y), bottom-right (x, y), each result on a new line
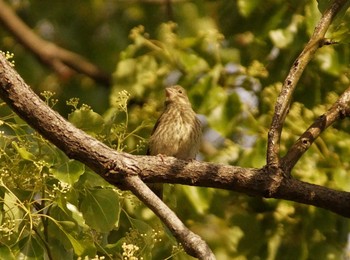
top-left (147, 85), bottom-right (202, 199)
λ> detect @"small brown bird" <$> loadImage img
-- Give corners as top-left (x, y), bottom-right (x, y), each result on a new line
top-left (147, 85), bottom-right (202, 199)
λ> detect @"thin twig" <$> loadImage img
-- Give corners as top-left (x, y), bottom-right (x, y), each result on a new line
top-left (123, 175), bottom-right (215, 259)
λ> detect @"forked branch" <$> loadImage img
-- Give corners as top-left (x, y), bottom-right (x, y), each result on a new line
top-left (266, 0), bottom-right (348, 169)
top-left (0, 52), bottom-right (214, 259)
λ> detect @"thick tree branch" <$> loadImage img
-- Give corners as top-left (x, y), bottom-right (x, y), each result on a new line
top-left (1, 51), bottom-right (350, 222)
top-left (0, 53), bottom-right (213, 259)
top-left (0, 0), bottom-right (111, 86)
top-left (114, 157), bottom-right (350, 217)
top-left (281, 86), bottom-right (350, 173)
top-left (266, 0), bottom-right (348, 168)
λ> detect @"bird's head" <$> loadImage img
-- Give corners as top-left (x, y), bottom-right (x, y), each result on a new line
top-left (165, 85), bottom-right (191, 106)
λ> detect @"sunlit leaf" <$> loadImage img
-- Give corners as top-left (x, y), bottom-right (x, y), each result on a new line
top-left (333, 167), bottom-right (350, 190)
top-left (182, 186), bottom-right (211, 214)
top-left (237, 0), bottom-right (260, 17)
top-left (11, 141), bottom-right (35, 161)
top-left (50, 160), bottom-right (85, 185)
top-left (178, 52), bottom-right (209, 73)
top-left (115, 58), bottom-right (137, 78)
top-left (68, 109), bottom-right (105, 134)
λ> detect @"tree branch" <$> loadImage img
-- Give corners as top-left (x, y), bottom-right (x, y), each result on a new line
top-left (112, 156), bottom-right (350, 217)
top-left (281, 86), bottom-right (350, 173)
top-left (0, 0), bottom-right (111, 86)
top-left (266, 0), bottom-right (348, 169)
top-left (123, 175), bottom-right (215, 259)
top-left (1, 50), bottom-right (350, 221)
top-left (0, 52), bottom-right (214, 259)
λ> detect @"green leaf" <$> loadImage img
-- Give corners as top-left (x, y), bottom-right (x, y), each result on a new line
top-left (50, 160), bottom-right (85, 185)
top-left (317, 0), bottom-right (331, 14)
top-left (3, 190), bottom-right (24, 224)
top-left (178, 51), bottom-right (209, 73)
top-left (18, 235), bottom-right (44, 259)
top-left (48, 206), bottom-right (95, 256)
top-left (57, 220), bottom-right (77, 232)
top-left (80, 188), bottom-right (120, 232)
top-left (11, 141), bottom-right (36, 161)
top-left (65, 202), bottom-right (90, 230)
top-left (68, 109), bottom-right (105, 135)
top-left (128, 217), bottom-right (153, 235)
top-left (62, 231), bottom-right (87, 256)
top-left (315, 48), bottom-right (341, 76)
top-left (199, 84), bottom-right (241, 136)
top-left (78, 170), bottom-right (113, 188)
top-left (44, 238), bottom-right (74, 260)
top-left (317, 0), bottom-right (350, 17)
top-left (319, 0), bottom-right (350, 42)
top-left (0, 245), bottom-right (16, 260)
top-left (182, 186), bottom-right (211, 215)
top-left (237, 0), bottom-right (260, 17)
top-left (115, 58), bottom-right (137, 78)
top-left (333, 167), bottom-right (350, 190)
top-left (104, 238), bottom-right (125, 254)
top-left (239, 137), bottom-right (266, 168)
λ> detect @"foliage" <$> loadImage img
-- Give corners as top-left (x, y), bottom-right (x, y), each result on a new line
top-left (0, 93), bottom-right (185, 259)
top-left (1, 0), bottom-right (350, 259)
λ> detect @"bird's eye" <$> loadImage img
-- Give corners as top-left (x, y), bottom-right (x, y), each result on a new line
top-left (178, 90), bottom-right (183, 94)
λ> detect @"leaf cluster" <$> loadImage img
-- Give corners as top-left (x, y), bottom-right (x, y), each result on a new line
top-left (0, 99), bottom-right (181, 259)
top-left (1, 0), bottom-right (350, 259)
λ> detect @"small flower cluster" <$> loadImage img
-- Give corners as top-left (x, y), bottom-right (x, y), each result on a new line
top-left (171, 243), bottom-right (184, 256)
top-left (40, 91), bottom-right (58, 107)
top-left (67, 97), bottom-right (80, 110)
top-left (151, 229), bottom-right (162, 243)
top-left (0, 51), bottom-right (15, 66)
top-left (122, 242), bottom-right (143, 260)
top-left (115, 90), bottom-right (130, 112)
top-left (0, 219), bottom-right (16, 240)
top-left (0, 167), bottom-right (9, 179)
top-left (48, 181), bottom-right (71, 199)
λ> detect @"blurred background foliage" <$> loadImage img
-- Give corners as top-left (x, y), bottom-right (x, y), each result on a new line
top-left (1, 0), bottom-right (350, 259)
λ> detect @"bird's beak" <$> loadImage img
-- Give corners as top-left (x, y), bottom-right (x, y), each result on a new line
top-left (165, 87), bottom-right (175, 99)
